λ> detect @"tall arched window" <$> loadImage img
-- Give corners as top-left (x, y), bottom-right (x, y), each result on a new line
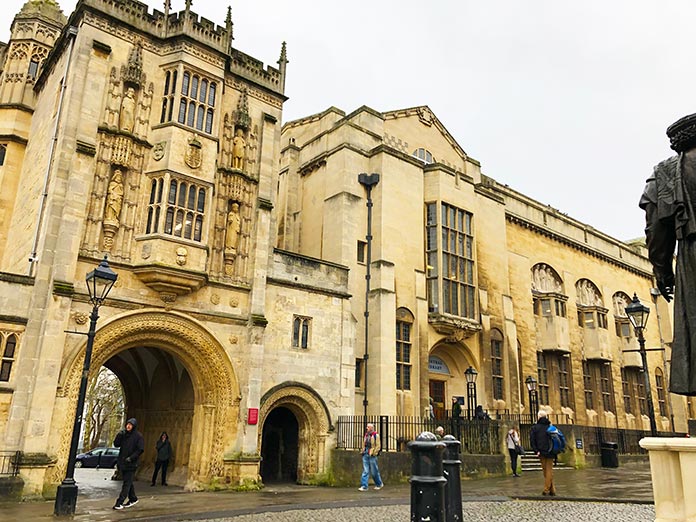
top-left (396, 308), bottom-right (415, 391)
top-left (655, 367), bottom-right (667, 417)
top-left (490, 329), bottom-right (504, 400)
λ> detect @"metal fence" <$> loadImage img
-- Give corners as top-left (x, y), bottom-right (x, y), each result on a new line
top-left (335, 415), bottom-right (501, 455)
top-left (580, 427), bottom-right (687, 455)
top-left (0, 451), bottom-right (21, 476)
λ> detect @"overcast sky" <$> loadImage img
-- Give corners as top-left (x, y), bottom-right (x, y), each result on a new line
top-left (4, 1), bottom-right (696, 242)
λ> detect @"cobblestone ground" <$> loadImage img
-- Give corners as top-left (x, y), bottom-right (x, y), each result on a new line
top-left (199, 500), bottom-right (655, 522)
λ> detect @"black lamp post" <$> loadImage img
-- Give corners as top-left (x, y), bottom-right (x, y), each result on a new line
top-left (464, 366), bottom-right (478, 419)
top-left (625, 293), bottom-right (658, 437)
top-left (54, 256), bottom-right (118, 516)
top-left (358, 173), bottom-right (379, 424)
top-left (525, 375), bottom-right (539, 420)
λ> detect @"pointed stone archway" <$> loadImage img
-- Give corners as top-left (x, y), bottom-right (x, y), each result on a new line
top-left (50, 309), bottom-right (240, 489)
top-left (258, 382), bottom-right (332, 484)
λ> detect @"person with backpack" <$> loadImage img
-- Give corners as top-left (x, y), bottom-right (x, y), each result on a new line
top-left (530, 410), bottom-right (557, 496)
top-left (358, 423), bottom-right (384, 491)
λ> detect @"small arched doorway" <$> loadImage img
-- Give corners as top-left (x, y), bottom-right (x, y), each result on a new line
top-left (258, 382), bottom-right (332, 484)
top-left (260, 406), bottom-right (299, 483)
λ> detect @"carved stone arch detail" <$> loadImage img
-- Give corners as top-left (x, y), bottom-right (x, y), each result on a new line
top-left (50, 310), bottom-right (240, 486)
top-left (429, 339), bottom-right (477, 377)
top-left (575, 278), bottom-right (603, 307)
top-left (531, 263), bottom-right (564, 294)
top-left (258, 382), bottom-right (332, 481)
top-left (612, 291), bottom-right (631, 317)
top-left (396, 306), bottom-right (415, 323)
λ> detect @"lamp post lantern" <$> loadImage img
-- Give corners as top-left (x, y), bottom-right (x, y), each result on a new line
top-left (54, 256), bottom-right (118, 516)
top-left (464, 366), bottom-right (478, 420)
top-left (525, 375), bottom-right (539, 420)
top-left (625, 293), bottom-right (658, 437)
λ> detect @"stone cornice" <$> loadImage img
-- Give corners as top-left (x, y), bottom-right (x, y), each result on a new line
top-left (266, 277), bottom-right (351, 299)
top-left (474, 184), bottom-right (505, 204)
top-left (0, 315), bottom-right (28, 325)
top-left (0, 272), bottom-right (34, 286)
top-left (506, 213), bottom-right (653, 278)
top-left (0, 133), bottom-right (29, 145)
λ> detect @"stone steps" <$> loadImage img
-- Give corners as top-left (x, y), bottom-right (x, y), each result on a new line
top-left (519, 453), bottom-right (572, 471)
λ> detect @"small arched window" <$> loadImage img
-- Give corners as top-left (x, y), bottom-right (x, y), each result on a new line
top-left (412, 148), bottom-right (434, 164)
top-left (292, 316), bottom-right (311, 349)
top-left (0, 334), bottom-right (18, 382)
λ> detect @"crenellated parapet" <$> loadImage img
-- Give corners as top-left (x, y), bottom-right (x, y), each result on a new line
top-left (229, 48), bottom-right (284, 96)
top-left (79, 0), bottom-right (232, 55)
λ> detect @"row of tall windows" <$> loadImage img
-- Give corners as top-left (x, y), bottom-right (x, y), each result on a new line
top-left (425, 202), bottom-right (476, 319)
top-left (160, 69), bottom-right (217, 134)
top-left (146, 177), bottom-right (206, 242)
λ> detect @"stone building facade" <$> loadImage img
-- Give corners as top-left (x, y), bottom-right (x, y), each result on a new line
top-left (0, 0), bottom-right (354, 497)
top-left (0, 0), bottom-right (691, 503)
top-left (277, 104), bottom-right (688, 433)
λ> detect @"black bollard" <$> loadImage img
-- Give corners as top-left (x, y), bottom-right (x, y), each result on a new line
top-left (441, 435), bottom-right (463, 522)
top-left (408, 431), bottom-right (447, 522)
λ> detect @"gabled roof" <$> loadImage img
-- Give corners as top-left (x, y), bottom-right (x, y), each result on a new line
top-left (383, 105), bottom-right (468, 159)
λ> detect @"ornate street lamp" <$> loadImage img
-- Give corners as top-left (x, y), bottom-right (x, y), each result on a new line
top-left (625, 293), bottom-right (658, 437)
top-left (54, 256), bottom-right (118, 516)
top-left (525, 375), bottom-right (539, 420)
top-left (464, 366), bottom-right (478, 419)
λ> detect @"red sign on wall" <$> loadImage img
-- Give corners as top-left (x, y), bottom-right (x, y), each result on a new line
top-left (248, 408), bottom-right (258, 425)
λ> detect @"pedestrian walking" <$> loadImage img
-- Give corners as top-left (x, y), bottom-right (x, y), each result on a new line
top-left (358, 423), bottom-right (384, 491)
top-left (151, 431), bottom-right (172, 486)
top-left (506, 426), bottom-right (522, 477)
top-left (434, 426), bottom-right (445, 440)
top-left (530, 410), bottom-right (556, 496)
top-left (113, 418), bottom-right (145, 510)
top-left (451, 397), bottom-right (462, 439)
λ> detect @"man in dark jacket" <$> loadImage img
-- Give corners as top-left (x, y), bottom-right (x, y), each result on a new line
top-left (529, 410), bottom-right (556, 496)
top-left (151, 432), bottom-right (172, 486)
top-left (113, 418), bottom-right (145, 510)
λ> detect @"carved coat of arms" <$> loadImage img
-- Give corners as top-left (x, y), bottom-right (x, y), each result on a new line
top-left (185, 134), bottom-right (202, 169)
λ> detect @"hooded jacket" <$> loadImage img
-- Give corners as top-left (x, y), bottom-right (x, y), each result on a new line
top-left (114, 418), bottom-right (145, 471)
top-left (156, 432), bottom-right (172, 462)
top-left (530, 416), bottom-right (552, 457)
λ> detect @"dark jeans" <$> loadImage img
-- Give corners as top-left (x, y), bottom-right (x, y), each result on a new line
top-left (508, 448), bottom-right (519, 474)
top-left (152, 459), bottom-right (169, 485)
top-left (116, 468), bottom-right (137, 505)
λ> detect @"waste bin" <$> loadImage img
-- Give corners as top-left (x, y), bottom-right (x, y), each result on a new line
top-left (600, 441), bottom-right (619, 467)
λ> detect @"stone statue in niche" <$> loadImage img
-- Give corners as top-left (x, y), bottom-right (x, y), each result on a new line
top-left (225, 202), bottom-right (241, 254)
top-left (105, 170), bottom-right (124, 223)
top-left (232, 129), bottom-right (246, 170)
top-left (102, 169), bottom-right (124, 251)
top-left (119, 87), bottom-right (136, 132)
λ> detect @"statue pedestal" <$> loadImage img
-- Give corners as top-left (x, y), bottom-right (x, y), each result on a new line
top-left (640, 437), bottom-right (696, 521)
top-left (102, 220), bottom-right (119, 250)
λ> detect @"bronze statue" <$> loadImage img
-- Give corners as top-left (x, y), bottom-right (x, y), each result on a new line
top-left (640, 113), bottom-right (696, 396)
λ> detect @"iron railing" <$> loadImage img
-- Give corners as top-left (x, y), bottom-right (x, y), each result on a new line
top-left (0, 451), bottom-right (21, 476)
top-left (336, 415), bottom-right (501, 455)
top-left (581, 427), bottom-right (687, 455)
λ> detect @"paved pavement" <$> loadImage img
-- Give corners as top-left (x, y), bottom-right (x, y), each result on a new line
top-left (0, 461), bottom-right (655, 521)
